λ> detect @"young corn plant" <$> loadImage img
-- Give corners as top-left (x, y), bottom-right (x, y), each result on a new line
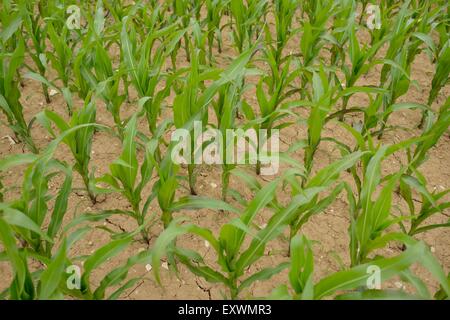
top-left (71, 5), bottom-right (110, 100)
top-left (420, 41), bottom-right (450, 127)
top-left (0, 156), bottom-right (71, 257)
top-left (0, 130), bottom-right (148, 300)
top-left (328, 0), bottom-right (356, 70)
top-left (409, 98), bottom-right (450, 171)
top-left (295, 65), bottom-right (385, 181)
top-left (36, 96), bottom-right (99, 204)
top-left (433, 1), bottom-right (450, 51)
top-left (172, 47), bottom-right (208, 195)
top-left (121, 15), bottom-right (185, 134)
top-left (375, 4), bottom-right (435, 132)
top-left (97, 116), bottom-right (157, 243)
top-left (152, 141), bottom-right (180, 230)
top-left (151, 178), bottom-right (310, 299)
top-left (19, 0), bottom-right (51, 103)
top-left (0, 120), bottom-right (108, 259)
top-left (285, 151), bottom-right (364, 243)
top-left (378, 0), bottom-right (415, 87)
top-left (0, 217), bottom-right (54, 300)
top-left (69, 232), bottom-right (151, 300)
top-left (103, 0), bottom-right (134, 22)
top-left (151, 133), bottom-right (236, 229)
top-left (399, 174), bottom-right (450, 237)
top-left (0, 41), bottom-right (38, 153)
top-left (72, 44), bottom-right (97, 101)
top-left (297, 0), bottom-right (335, 97)
top-left (66, 0), bottom-right (110, 101)
top-left (228, 0), bottom-right (268, 54)
top-left (342, 139), bottom-right (432, 266)
top-left (0, 0), bottom-right (28, 89)
top-left (403, 2), bottom-right (442, 68)
top-left (0, 1), bottom-right (23, 54)
top-left (0, 144), bottom-right (73, 299)
top-left (269, 0), bottom-right (298, 65)
top-left (301, 67), bottom-right (335, 180)
top-left (429, 43), bottom-right (450, 106)
top-left (398, 99), bottom-right (450, 236)
top-left (338, 24), bottom-right (388, 121)
top-left (250, 57), bottom-right (297, 175)
top-left (172, 45), bottom-right (255, 195)
top-left (45, 21), bottom-right (76, 116)
top-left (377, 55), bottom-right (414, 137)
top-left (211, 82), bottom-right (247, 201)
top-left (83, 42), bottom-right (127, 135)
top-left (69, 2), bottom-right (118, 107)
top-left (204, 0), bottom-right (229, 64)
top-left (169, 0), bottom-right (204, 61)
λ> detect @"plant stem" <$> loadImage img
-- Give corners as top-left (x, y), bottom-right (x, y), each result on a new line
top-left (82, 173), bottom-right (96, 204)
top-left (229, 275), bottom-right (238, 300)
top-left (162, 210), bottom-right (173, 229)
top-left (339, 95), bottom-right (350, 122)
top-left (42, 83), bottom-right (50, 104)
top-left (221, 168), bottom-right (230, 201)
top-left (184, 33), bottom-right (190, 62)
top-left (188, 164), bottom-right (197, 195)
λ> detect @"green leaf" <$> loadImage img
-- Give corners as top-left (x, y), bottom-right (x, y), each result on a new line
top-left (0, 154), bottom-right (38, 172)
top-left (239, 262), bottom-right (289, 291)
top-left (169, 196), bottom-right (239, 213)
top-left (0, 204), bottom-right (52, 243)
top-left (47, 167), bottom-right (73, 240)
top-left (151, 220), bottom-right (189, 284)
top-left (314, 241), bottom-right (439, 299)
top-left (236, 187), bottom-right (324, 274)
top-left (307, 151), bottom-right (365, 188)
top-left (219, 178), bottom-right (280, 263)
top-left (0, 218), bottom-right (27, 294)
top-left (289, 235), bottom-right (314, 298)
top-left (38, 241), bottom-right (67, 300)
top-left (81, 236), bottom-right (133, 292)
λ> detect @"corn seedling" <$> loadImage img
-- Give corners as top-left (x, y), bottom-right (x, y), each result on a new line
top-left (252, 57), bottom-right (297, 175)
top-left (205, 0), bottom-right (229, 64)
top-left (286, 151), bottom-right (364, 243)
top-left (19, 1), bottom-right (51, 103)
top-left (45, 22), bottom-right (76, 116)
top-left (228, 0), bottom-right (268, 53)
top-left (0, 156), bottom-right (70, 256)
top-left (172, 45), bottom-right (255, 194)
top-left (212, 83), bottom-right (243, 200)
top-left (0, 41), bottom-right (38, 153)
top-left (152, 178), bottom-right (300, 299)
top-left (98, 116), bottom-right (157, 242)
top-left (37, 96), bottom-right (99, 203)
top-left (420, 42), bottom-right (450, 127)
top-left (398, 99), bottom-right (450, 235)
top-left (341, 140), bottom-right (428, 265)
top-left (168, 0), bottom-right (204, 61)
top-left (298, 0), bottom-right (335, 93)
top-left (121, 14), bottom-right (185, 134)
top-left (270, 0), bottom-right (298, 65)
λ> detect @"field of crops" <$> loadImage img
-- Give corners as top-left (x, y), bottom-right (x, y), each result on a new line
top-left (0, 0), bottom-right (449, 300)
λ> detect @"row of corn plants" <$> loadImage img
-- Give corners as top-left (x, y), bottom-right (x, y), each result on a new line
top-left (0, 0), bottom-right (449, 300)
